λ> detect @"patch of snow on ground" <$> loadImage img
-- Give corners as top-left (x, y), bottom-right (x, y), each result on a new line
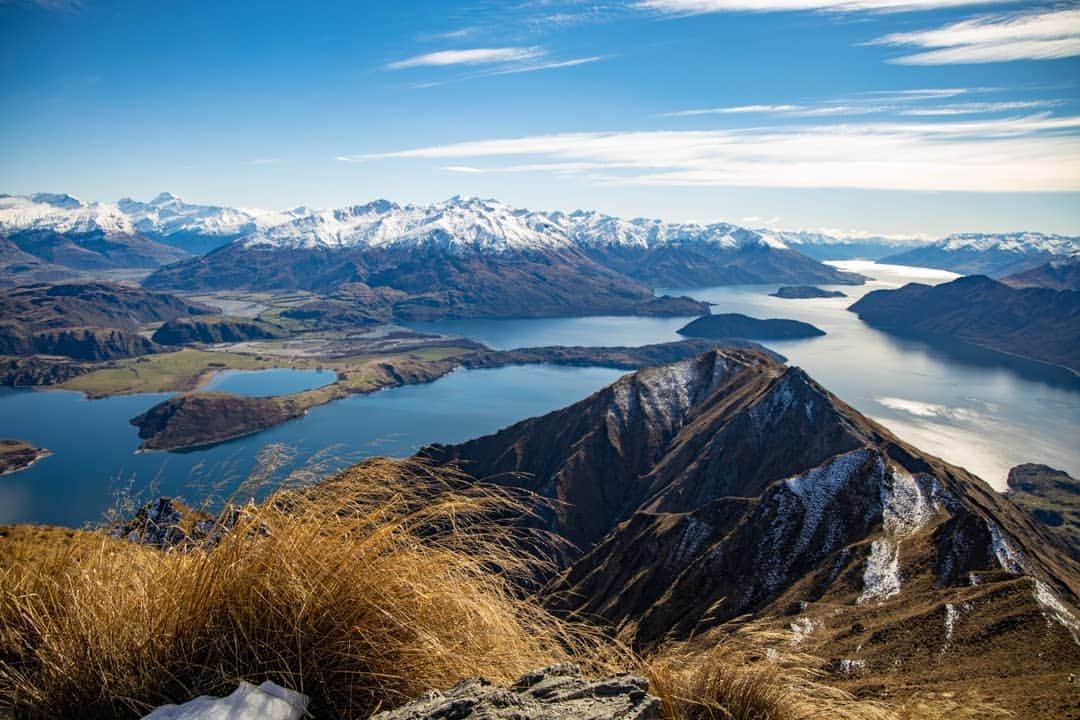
top-left (1033, 579), bottom-right (1080, 644)
top-left (142, 681), bottom-right (308, 720)
top-left (859, 538), bottom-right (901, 604)
top-left (987, 522), bottom-right (1028, 575)
top-left (789, 616), bottom-right (819, 646)
top-left (944, 602), bottom-right (958, 643)
top-left (785, 449), bottom-right (876, 558)
top-left (837, 659), bottom-right (866, 674)
top-left (668, 517), bottom-right (712, 570)
top-left (858, 467), bottom-right (935, 604)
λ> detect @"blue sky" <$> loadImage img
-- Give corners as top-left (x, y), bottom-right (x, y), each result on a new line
top-left (1, 0), bottom-right (1078, 236)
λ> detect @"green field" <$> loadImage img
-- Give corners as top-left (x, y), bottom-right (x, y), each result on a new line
top-left (59, 349), bottom-right (315, 397)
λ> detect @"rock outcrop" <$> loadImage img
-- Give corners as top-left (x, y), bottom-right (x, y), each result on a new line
top-left (371, 664), bottom-right (660, 720)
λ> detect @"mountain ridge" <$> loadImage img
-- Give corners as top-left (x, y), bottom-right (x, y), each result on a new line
top-left (418, 348), bottom-right (1079, 676)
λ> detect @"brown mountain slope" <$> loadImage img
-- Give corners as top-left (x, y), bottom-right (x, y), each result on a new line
top-left (848, 275), bottom-right (1080, 373)
top-left (420, 349), bottom-right (1080, 715)
top-left (143, 244), bottom-right (709, 320)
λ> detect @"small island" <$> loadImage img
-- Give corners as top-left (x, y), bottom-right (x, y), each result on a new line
top-left (770, 285), bottom-right (847, 299)
top-left (0, 439), bottom-right (50, 475)
top-left (677, 313), bottom-right (826, 341)
top-left (129, 340), bottom-right (779, 452)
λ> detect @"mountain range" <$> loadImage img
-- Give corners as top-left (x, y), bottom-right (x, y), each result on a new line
top-left (764, 230), bottom-right (928, 261)
top-left (421, 348), bottom-right (1079, 716)
top-left (880, 232), bottom-right (1078, 277)
top-left (140, 197), bottom-right (864, 319)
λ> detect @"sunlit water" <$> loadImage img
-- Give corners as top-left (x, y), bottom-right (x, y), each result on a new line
top-left (3, 261), bottom-right (1077, 526)
top-left (411, 261), bottom-right (1080, 492)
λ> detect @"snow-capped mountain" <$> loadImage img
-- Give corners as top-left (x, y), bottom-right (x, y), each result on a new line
top-left (555, 209), bottom-right (789, 250)
top-left (881, 232), bottom-right (1079, 277)
top-left (0, 194), bottom-right (187, 283)
top-left (763, 229), bottom-right (930, 261)
top-left (117, 192), bottom-right (305, 255)
top-left (0, 193), bottom-right (138, 237)
top-left (242, 197), bottom-right (570, 254)
top-left (239, 196), bottom-right (793, 255)
top-left (144, 196), bottom-right (867, 309)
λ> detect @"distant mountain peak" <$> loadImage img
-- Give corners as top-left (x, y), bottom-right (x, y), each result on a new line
top-left (29, 192), bottom-right (83, 210)
top-left (150, 191), bottom-right (181, 205)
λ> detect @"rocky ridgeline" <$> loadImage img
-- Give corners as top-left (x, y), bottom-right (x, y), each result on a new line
top-left (372, 664), bottom-right (660, 720)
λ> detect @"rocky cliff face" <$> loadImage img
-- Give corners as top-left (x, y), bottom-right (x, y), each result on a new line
top-left (422, 349), bottom-right (1080, 674)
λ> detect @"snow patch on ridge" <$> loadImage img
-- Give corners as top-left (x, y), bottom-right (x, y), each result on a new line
top-left (1033, 579), bottom-right (1080, 644)
top-left (858, 467), bottom-right (936, 604)
top-left (987, 522), bottom-right (1027, 575)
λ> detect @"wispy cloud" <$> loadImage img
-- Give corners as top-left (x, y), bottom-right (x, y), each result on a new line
top-left (635, 0), bottom-right (1014, 15)
top-left (664, 89), bottom-right (1058, 119)
top-left (900, 100), bottom-right (1062, 116)
top-left (482, 55), bottom-right (605, 76)
top-left (664, 104), bottom-right (806, 116)
top-left (873, 8), bottom-right (1080, 64)
top-left (345, 114), bottom-right (1080, 193)
top-left (386, 47), bottom-right (543, 70)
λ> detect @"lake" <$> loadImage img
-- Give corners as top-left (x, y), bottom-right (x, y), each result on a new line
top-left (411, 261), bottom-right (1080, 492)
top-left (2, 261), bottom-right (1077, 527)
top-left (0, 365), bottom-right (626, 527)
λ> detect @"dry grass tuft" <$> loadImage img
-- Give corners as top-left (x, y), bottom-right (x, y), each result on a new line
top-left (0, 458), bottom-right (613, 718)
top-left (644, 624), bottom-right (1013, 720)
top-left (0, 455), bottom-right (1013, 720)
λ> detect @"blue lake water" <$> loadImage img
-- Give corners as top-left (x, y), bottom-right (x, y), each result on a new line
top-left (201, 368), bottom-right (336, 397)
top-left (0, 365), bottom-right (625, 527)
top-left (412, 261), bottom-right (1080, 492)
top-left (2, 260), bottom-right (1078, 527)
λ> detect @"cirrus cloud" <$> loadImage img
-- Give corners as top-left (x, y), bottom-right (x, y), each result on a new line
top-left (635, 0), bottom-right (1015, 15)
top-left (386, 47), bottom-right (543, 70)
top-left (872, 8), bottom-right (1080, 64)
top-left (343, 114), bottom-right (1080, 193)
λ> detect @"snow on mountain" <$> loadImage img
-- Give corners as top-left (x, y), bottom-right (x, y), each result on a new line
top-left (553, 209), bottom-right (789, 250)
top-left (0, 194), bottom-right (137, 237)
top-left (117, 192), bottom-right (303, 239)
top-left (938, 232), bottom-right (1078, 255)
top-left (241, 197), bottom-right (572, 253)
top-left (241, 196), bottom-right (789, 254)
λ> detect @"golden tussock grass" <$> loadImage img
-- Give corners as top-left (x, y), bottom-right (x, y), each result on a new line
top-left (643, 626), bottom-right (1012, 720)
top-left (0, 458), bottom-right (615, 718)
top-left (0, 455), bottom-right (1011, 720)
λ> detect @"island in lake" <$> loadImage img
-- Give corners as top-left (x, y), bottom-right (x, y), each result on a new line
top-left (129, 339), bottom-right (777, 452)
top-left (770, 285), bottom-right (847, 299)
top-left (0, 439), bottom-right (50, 475)
top-left (677, 313), bottom-right (826, 340)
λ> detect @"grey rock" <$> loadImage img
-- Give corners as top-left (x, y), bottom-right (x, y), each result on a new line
top-left (371, 664), bottom-right (661, 720)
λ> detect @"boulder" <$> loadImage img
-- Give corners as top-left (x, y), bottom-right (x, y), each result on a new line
top-left (371, 664), bottom-right (660, 720)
